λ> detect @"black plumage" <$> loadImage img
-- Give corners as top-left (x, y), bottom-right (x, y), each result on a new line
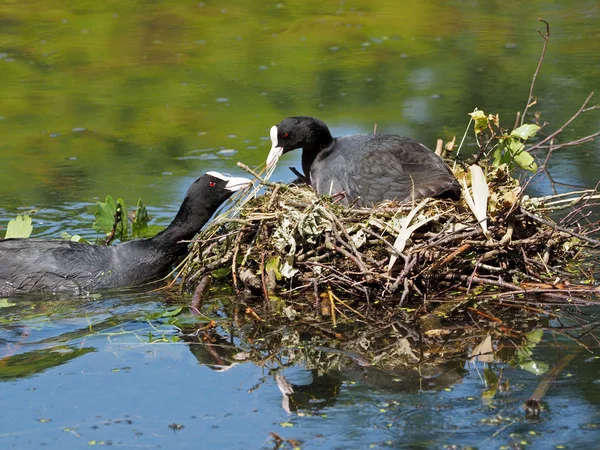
top-left (267, 116), bottom-right (460, 206)
top-left (0, 172), bottom-right (250, 296)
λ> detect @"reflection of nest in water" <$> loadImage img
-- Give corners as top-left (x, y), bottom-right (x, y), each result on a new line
top-left (180, 294), bottom-right (598, 415)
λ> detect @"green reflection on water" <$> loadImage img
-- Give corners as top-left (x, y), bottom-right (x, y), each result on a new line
top-left (0, 1), bottom-right (598, 209)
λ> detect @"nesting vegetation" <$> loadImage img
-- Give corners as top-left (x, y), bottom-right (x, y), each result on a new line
top-left (171, 22), bottom-right (600, 403)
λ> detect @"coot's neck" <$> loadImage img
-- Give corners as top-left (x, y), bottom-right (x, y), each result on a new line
top-left (300, 119), bottom-right (334, 182)
top-left (150, 197), bottom-right (221, 250)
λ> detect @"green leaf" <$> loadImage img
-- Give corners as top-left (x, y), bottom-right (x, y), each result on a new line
top-left (513, 147), bottom-right (538, 172)
top-left (0, 298), bottom-right (16, 308)
top-left (211, 267), bottom-right (232, 279)
top-left (511, 124), bottom-right (540, 140)
top-left (93, 195), bottom-right (118, 234)
top-left (491, 146), bottom-right (504, 167)
top-left (161, 306), bottom-right (183, 317)
top-left (469, 109), bottom-right (488, 134)
top-left (61, 231), bottom-right (87, 243)
top-left (93, 196), bottom-right (128, 241)
top-left (508, 138), bottom-right (525, 155)
top-left (5, 214), bottom-right (33, 238)
top-left (519, 360), bottom-right (549, 375)
top-left (265, 256), bottom-right (282, 281)
top-left (484, 367), bottom-right (499, 386)
top-left (132, 198), bottom-right (150, 238)
top-left (525, 329), bottom-right (544, 346)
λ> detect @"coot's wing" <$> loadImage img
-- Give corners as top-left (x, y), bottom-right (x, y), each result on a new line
top-left (343, 135), bottom-right (459, 205)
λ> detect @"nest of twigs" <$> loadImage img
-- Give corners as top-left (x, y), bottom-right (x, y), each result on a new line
top-left (178, 161), bottom-right (599, 315)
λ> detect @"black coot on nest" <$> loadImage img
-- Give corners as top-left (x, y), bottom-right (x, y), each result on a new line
top-left (267, 116), bottom-right (460, 206)
top-left (0, 172), bottom-right (250, 296)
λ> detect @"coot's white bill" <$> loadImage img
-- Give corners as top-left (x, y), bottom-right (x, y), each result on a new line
top-left (266, 125), bottom-right (283, 169)
top-left (206, 172), bottom-right (252, 191)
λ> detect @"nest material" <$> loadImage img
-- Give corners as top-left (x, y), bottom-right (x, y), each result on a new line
top-left (180, 163), bottom-right (599, 309)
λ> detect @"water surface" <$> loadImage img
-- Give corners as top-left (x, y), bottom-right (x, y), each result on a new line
top-left (1, 1), bottom-right (600, 448)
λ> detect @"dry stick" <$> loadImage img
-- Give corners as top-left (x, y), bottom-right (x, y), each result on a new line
top-left (523, 350), bottom-right (580, 415)
top-left (104, 201), bottom-right (124, 245)
top-left (327, 289), bottom-right (337, 328)
top-left (527, 92), bottom-right (596, 154)
top-left (520, 206), bottom-right (600, 247)
top-left (520, 19), bottom-right (550, 126)
top-left (300, 261), bottom-right (363, 289)
top-left (324, 209), bottom-right (373, 279)
top-left (444, 273), bottom-right (522, 291)
top-left (329, 290), bottom-right (367, 320)
top-left (231, 226), bottom-right (246, 292)
top-left (429, 243), bottom-right (472, 271)
top-left (534, 130), bottom-right (600, 150)
top-left (390, 254), bottom-right (418, 294)
top-left (325, 231), bottom-right (373, 283)
top-left (260, 251), bottom-right (270, 307)
top-left (362, 228), bottom-right (406, 257)
top-left (187, 249), bottom-right (235, 281)
top-left (559, 181), bottom-right (600, 227)
top-left (312, 278), bottom-right (320, 311)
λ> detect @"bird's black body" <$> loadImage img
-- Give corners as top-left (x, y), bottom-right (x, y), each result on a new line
top-left (0, 172), bottom-right (249, 296)
top-left (268, 116), bottom-right (461, 206)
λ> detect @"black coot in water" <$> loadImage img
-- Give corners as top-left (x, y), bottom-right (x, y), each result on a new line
top-left (0, 172), bottom-right (251, 296)
top-left (267, 116), bottom-right (461, 206)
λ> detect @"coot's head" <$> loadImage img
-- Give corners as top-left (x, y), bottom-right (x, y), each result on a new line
top-left (163, 171), bottom-right (252, 243)
top-left (180, 171), bottom-right (251, 215)
top-left (199, 172), bottom-right (251, 200)
top-left (266, 116), bottom-right (333, 168)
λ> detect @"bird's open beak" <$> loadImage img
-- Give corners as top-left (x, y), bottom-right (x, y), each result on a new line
top-left (206, 172), bottom-right (252, 192)
top-left (266, 125), bottom-right (283, 169)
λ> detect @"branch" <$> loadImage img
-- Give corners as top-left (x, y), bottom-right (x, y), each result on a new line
top-left (520, 19), bottom-right (550, 126)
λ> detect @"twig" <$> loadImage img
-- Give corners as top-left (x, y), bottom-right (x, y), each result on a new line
top-left (526, 91), bottom-right (596, 154)
top-left (524, 350), bottom-right (580, 416)
top-left (261, 251), bottom-right (270, 307)
top-left (104, 201), bottom-right (124, 245)
top-left (520, 19), bottom-right (550, 126)
top-left (520, 206), bottom-right (600, 247)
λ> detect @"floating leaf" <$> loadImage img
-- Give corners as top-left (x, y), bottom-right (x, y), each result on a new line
top-left (5, 214), bottom-right (33, 238)
top-left (511, 124), bottom-right (540, 140)
top-left (161, 306), bottom-right (183, 318)
top-left (61, 231), bottom-right (85, 242)
top-left (0, 298), bottom-right (16, 308)
top-left (519, 360), bottom-right (549, 376)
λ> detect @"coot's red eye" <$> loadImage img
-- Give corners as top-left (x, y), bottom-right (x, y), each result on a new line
top-left (209, 181), bottom-right (216, 187)
top-left (282, 132), bottom-right (289, 138)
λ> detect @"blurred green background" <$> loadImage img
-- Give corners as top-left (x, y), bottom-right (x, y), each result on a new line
top-left (0, 0), bottom-right (598, 216)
